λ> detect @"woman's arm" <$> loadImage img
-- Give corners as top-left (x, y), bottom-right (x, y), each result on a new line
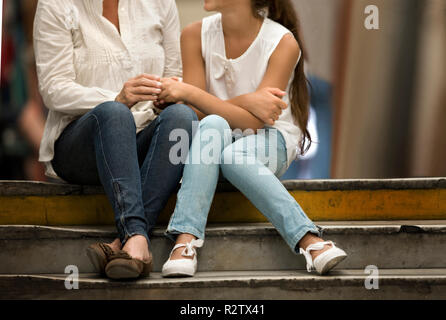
top-left (161, 0), bottom-right (182, 79)
top-left (34, 1), bottom-right (161, 115)
top-left (34, 2), bottom-right (118, 115)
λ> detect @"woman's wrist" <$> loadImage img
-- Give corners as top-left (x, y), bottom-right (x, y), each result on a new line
top-left (115, 92), bottom-right (125, 105)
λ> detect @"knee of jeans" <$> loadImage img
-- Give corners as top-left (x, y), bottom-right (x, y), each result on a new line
top-left (200, 115), bottom-right (232, 148)
top-left (160, 104), bottom-right (198, 126)
top-left (93, 101), bottom-right (135, 126)
top-left (200, 114), bottom-right (230, 133)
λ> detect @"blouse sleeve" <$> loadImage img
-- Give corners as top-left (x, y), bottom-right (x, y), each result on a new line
top-left (33, 1), bottom-right (119, 116)
top-left (161, 0), bottom-right (182, 78)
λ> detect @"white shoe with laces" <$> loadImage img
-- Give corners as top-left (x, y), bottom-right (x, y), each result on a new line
top-left (299, 241), bottom-right (347, 275)
top-left (162, 239), bottom-right (204, 277)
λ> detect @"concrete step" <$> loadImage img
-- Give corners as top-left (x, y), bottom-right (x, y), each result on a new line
top-left (1, 178), bottom-right (445, 224)
top-left (1, 221), bottom-right (445, 274)
top-left (1, 269), bottom-right (445, 299)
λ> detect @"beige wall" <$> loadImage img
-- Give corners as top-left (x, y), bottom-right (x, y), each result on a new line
top-left (174, 1), bottom-right (446, 178)
top-left (293, 0), bottom-right (343, 82)
top-left (176, 0), bottom-right (211, 29)
top-left (175, 0), bottom-right (340, 82)
top-left (409, 0), bottom-right (446, 176)
top-left (331, 0), bottom-right (446, 178)
top-left (333, 0), bottom-right (415, 178)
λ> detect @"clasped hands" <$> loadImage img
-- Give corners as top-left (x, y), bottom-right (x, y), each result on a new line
top-left (115, 74), bottom-right (185, 110)
top-left (116, 74), bottom-right (287, 125)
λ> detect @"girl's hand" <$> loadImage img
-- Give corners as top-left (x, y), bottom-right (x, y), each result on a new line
top-left (245, 88), bottom-right (288, 125)
top-left (159, 78), bottom-right (188, 103)
top-left (154, 77), bottom-right (185, 109)
top-left (116, 74), bottom-right (162, 108)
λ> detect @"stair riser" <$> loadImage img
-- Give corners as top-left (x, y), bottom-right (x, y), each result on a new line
top-left (1, 232), bottom-right (445, 274)
top-left (1, 276), bottom-right (445, 300)
top-left (2, 187), bottom-right (446, 225)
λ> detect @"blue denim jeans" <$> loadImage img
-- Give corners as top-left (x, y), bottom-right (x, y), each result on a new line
top-left (52, 102), bottom-right (198, 245)
top-left (166, 115), bottom-right (321, 253)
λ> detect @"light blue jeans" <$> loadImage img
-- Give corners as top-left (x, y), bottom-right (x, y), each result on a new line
top-left (166, 115), bottom-right (321, 253)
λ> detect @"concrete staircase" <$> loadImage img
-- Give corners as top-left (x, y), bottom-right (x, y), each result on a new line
top-left (1, 179), bottom-right (446, 299)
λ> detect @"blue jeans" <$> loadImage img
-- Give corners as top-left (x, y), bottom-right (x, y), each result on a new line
top-left (52, 102), bottom-right (198, 245)
top-left (166, 115), bottom-right (321, 253)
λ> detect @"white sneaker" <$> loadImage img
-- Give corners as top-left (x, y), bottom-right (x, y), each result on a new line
top-left (162, 239), bottom-right (204, 277)
top-left (299, 241), bottom-right (347, 275)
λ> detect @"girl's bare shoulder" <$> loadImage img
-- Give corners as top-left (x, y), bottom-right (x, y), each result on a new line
top-left (181, 21), bottom-right (203, 41)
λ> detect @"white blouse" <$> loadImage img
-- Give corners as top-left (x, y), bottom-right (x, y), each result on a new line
top-left (201, 14), bottom-right (303, 167)
top-left (34, 0), bottom-right (182, 179)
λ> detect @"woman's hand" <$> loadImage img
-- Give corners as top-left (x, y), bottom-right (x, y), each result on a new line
top-left (158, 77), bottom-right (189, 104)
top-left (239, 88), bottom-right (288, 125)
top-left (115, 74), bottom-right (162, 108)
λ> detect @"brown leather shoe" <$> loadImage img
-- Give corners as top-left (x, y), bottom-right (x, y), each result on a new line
top-left (86, 243), bottom-right (116, 275)
top-left (105, 250), bottom-right (153, 280)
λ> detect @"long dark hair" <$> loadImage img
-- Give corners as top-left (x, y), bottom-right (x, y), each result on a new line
top-left (251, 0), bottom-right (311, 155)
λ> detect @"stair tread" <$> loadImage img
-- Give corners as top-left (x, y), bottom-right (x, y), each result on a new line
top-left (3, 269), bottom-right (446, 286)
top-left (2, 178), bottom-right (445, 196)
top-left (2, 221), bottom-right (446, 240)
top-left (3, 270), bottom-right (446, 299)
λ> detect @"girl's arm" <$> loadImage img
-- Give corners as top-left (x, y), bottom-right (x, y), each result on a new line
top-left (227, 88), bottom-right (288, 126)
top-left (159, 23), bottom-right (301, 131)
top-left (169, 22), bottom-right (265, 131)
top-left (226, 33), bottom-right (301, 122)
top-left (256, 33), bottom-right (301, 94)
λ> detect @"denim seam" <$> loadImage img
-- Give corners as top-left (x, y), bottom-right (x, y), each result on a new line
top-left (165, 224), bottom-right (205, 241)
top-left (91, 113), bottom-right (115, 181)
top-left (316, 224), bottom-right (324, 238)
top-left (112, 180), bottom-right (131, 239)
top-left (91, 112), bottom-right (133, 239)
top-left (140, 119), bottom-right (160, 190)
top-left (124, 229), bottom-right (150, 246)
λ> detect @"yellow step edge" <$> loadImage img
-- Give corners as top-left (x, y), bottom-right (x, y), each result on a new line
top-left (1, 188), bottom-right (445, 225)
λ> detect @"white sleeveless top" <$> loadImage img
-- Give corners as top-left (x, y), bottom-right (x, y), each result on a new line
top-left (201, 13), bottom-right (303, 166)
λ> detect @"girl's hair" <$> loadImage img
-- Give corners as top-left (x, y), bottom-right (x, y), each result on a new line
top-left (251, 0), bottom-right (311, 155)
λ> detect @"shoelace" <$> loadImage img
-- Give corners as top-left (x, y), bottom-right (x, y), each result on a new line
top-left (108, 250), bottom-right (133, 261)
top-left (99, 243), bottom-right (115, 260)
top-left (170, 239), bottom-right (204, 259)
top-left (299, 241), bottom-right (335, 272)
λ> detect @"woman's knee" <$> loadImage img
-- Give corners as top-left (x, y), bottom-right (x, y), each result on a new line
top-left (159, 104), bottom-right (198, 128)
top-left (92, 101), bottom-right (135, 126)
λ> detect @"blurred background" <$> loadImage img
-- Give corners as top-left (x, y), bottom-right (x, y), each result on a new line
top-left (1, 0), bottom-right (445, 181)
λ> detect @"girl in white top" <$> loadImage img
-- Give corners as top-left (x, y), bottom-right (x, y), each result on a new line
top-left (160, 0), bottom-right (347, 277)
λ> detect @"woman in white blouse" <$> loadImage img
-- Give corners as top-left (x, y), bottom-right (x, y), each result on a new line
top-left (33, 0), bottom-right (200, 279)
